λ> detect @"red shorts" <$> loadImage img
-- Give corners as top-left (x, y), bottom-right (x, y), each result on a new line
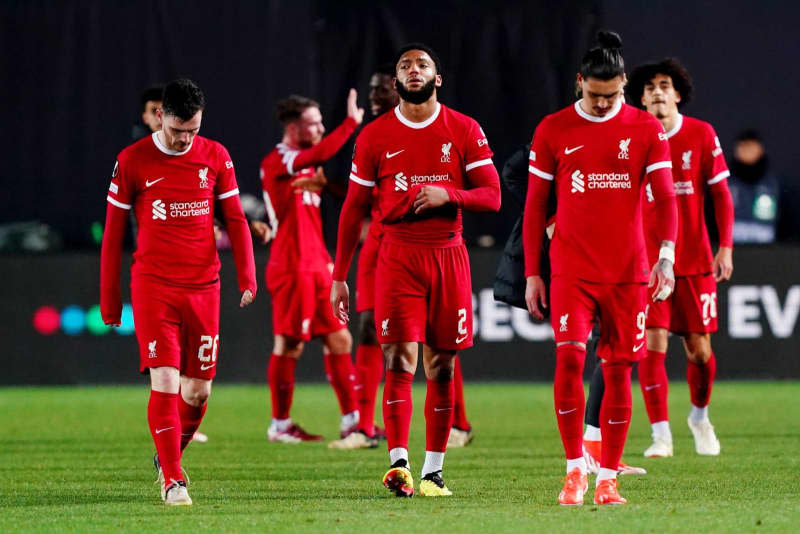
top-left (131, 278), bottom-right (220, 379)
top-left (355, 226), bottom-right (381, 313)
top-left (375, 241), bottom-right (473, 351)
top-left (267, 267), bottom-right (346, 341)
top-left (646, 273), bottom-right (718, 335)
top-left (549, 276), bottom-right (647, 362)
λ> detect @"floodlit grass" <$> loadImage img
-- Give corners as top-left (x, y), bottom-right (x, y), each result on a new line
top-left (1, 382), bottom-right (798, 532)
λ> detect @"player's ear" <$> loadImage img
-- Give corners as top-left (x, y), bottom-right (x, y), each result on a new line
top-left (434, 74), bottom-right (443, 88)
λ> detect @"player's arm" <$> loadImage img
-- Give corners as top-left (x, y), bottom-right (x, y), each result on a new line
top-left (100, 160), bottom-right (132, 326)
top-left (284, 89), bottom-right (364, 175)
top-left (523, 129), bottom-right (553, 320)
top-left (331, 142), bottom-right (375, 322)
top-left (216, 154), bottom-right (257, 307)
top-left (705, 129), bottom-right (734, 281)
top-left (645, 133), bottom-right (679, 301)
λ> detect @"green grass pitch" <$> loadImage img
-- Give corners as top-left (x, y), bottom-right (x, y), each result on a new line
top-left (1, 382), bottom-right (799, 532)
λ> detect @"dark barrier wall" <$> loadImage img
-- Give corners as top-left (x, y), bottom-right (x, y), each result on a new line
top-left (1, 247), bottom-right (798, 385)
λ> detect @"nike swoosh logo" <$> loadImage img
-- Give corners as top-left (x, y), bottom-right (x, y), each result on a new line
top-left (564, 145), bottom-right (584, 155)
top-left (200, 363), bottom-right (215, 371)
top-left (645, 384), bottom-right (661, 391)
top-left (386, 150), bottom-right (405, 159)
top-left (434, 407), bottom-right (452, 412)
top-left (455, 335), bottom-right (469, 344)
top-left (633, 342), bottom-right (645, 352)
top-left (155, 426), bottom-right (174, 434)
top-left (558, 408), bottom-right (576, 415)
top-left (608, 420), bottom-right (628, 425)
top-left (386, 399), bottom-right (406, 405)
top-left (703, 318), bottom-right (711, 325)
top-left (145, 177), bottom-right (165, 187)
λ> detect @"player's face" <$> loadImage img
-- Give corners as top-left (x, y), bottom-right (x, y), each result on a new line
top-left (142, 100), bottom-right (162, 133)
top-left (295, 106), bottom-right (325, 147)
top-left (395, 50), bottom-right (442, 105)
top-left (369, 73), bottom-right (399, 116)
top-left (641, 73), bottom-right (681, 119)
top-left (577, 74), bottom-right (626, 117)
top-left (160, 110), bottom-right (202, 152)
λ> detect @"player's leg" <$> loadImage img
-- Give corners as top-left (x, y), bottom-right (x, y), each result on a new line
top-left (355, 310), bottom-right (383, 438)
top-left (417, 345), bottom-right (456, 496)
top-left (321, 327), bottom-right (360, 437)
top-left (447, 355), bottom-right (473, 448)
top-left (582, 354), bottom-right (604, 473)
top-left (178, 376), bottom-right (211, 453)
top-left (641, 326), bottom-right (673, 457)
top-left (381, 341), bottom-right (418, 497)
top-left (549, 276), bottom-right (594, 505)
top-left (684, 332), bottom-right (720, 455)
top-left (267, 335), bottom-right (318, 442)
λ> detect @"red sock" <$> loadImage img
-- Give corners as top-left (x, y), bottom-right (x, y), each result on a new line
top-left (178, 394), bottom-right (207, 453)
top-left (383, 370), bottom-right (414, 451)
top-left (600, 360), bottom-right (633, 471)
top-left (687, 352), bottom-right (716, 407)
top-left (267, 354), bottom-right (296, 419)
top-left (452, 356), bottom-right (470, 430)
top-left (553, 345), bottom-right (586, 460)
top-left (355, 344), bottom-right (384, 436)
top-left (147, 390), bottom-right (183, 485)
top-left (425, 378), bottom-right (455, 452)
top-left (324, 352), bottom-right (358, 415)
top-left (638, 349), bottom-right (669, 423)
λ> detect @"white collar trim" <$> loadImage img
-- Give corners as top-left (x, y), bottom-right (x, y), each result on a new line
top-left (152, 131), bottom-right (193, 156)
top-left (573, 98), bottom-right (622, 123)
top-left (394, 103), bottom-right (441, 129)
top-left (664, 114), bottom-right (683, 139)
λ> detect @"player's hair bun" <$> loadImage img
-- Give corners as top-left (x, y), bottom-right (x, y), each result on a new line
top-left (597, 30), bottom-right (623, 50)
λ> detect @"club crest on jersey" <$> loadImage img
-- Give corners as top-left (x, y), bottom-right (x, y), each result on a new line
top-left (152, 199), bottom-right (166, 220)
top-left (682, 150), bottom-right (692, 170)
top-left (441, 142), bottom-right (452, 163)
top-left (394, 172), bottom-right (408, 192)
top-left (148, 340), bottom-right (157, 358)
top-left (618, 138), bottom-right (631, 159)
top-left (559, 314), bottom-right (569, 332)
top-left (198, 167), bottom-right (209, 188)
top-left (381, 318), bottom-right (389, 336)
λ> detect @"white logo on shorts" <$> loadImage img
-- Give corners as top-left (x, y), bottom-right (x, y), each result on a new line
top-left (301, 318), bottom-right (311, 335)
top-left (559, 314), bottom-right (569, 332)
top-left (381, 318), bottom-right (389, 336)
top-left (148, 340), bottom-right (157, 359)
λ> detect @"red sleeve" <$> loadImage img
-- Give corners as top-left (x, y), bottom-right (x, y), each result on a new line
top-left (523, 124), bottom-right (555, 277)
top-left (710, 181), bottom-right (734, 247)
top-left (279, 117), bottom-right (358, 176)
top-left (332, 181), bottom-right (373, 280)
top-left (450, 162), bottom-right (501, 212)
top-left (100, 155), bottom-right (133, 324)
top-left (645, 122), bottom-right (678, 245)
top-left (215, 145), bottom-right (257, 295)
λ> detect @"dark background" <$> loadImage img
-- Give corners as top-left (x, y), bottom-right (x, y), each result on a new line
top-left (1, 0), bottom-right (798, 248)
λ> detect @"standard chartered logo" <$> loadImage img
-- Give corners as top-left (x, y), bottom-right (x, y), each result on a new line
top-left (152, 200), bottom-right (166, 220)
top-left (570, 169), bottom-right (631, 193)
top-left (571, 169), bottom-right (585, 193)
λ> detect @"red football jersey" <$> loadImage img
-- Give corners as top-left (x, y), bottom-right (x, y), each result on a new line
top-left (643, 114), bottom-right (730, 276)
top-left (107, 132), bottom-right (242, 287)
top-left (260, 144), bottom-right (331, 272)
top-left (349, 103), bottom-right (494, 246)
top-left (529, 100), bottom-right (673, 283)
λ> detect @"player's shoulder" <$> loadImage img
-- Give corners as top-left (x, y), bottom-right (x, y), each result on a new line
top-left (440, 104), bottom-right (478, 126)
top-left (681, 114), bottom-right (716, 136)
top-left (622, 104), bottom-right (661, 127)
top-left (261, 143), bottom-right (286, 167)
top-left (537, 104), bottom-right (574, 131)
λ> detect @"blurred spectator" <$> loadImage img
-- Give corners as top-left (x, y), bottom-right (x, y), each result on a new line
top-left (131, 85), bottom-right (164, 141)
top-left (727, 130), bottom-right (781, 244)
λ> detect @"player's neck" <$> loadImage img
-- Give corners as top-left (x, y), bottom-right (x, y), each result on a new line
top-left (659, 112), bottom-right (680, 135)
top-left (398, 98), bottom-right (438, 123)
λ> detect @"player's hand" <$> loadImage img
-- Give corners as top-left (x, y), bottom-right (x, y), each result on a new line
top-left (525, 275), bottom-right (547, 320)
top-left (250, 220), bottom-right (272, 244)
top-left (713, 246), bottom-right (733, 282)
top-left (213, 224), bottom-right (222, 242)
top-left (347, 88), bottom-right (365, 125)
top-left (330, 280), bottom-right (350, 323)
top-left (240, 289), bottom-right (254, 308)
top-left (413, 186), bottom-right (450, 214)
top-left (290, 166), bottom-right (327, 192)
top-left (649, 258), bottom-right (675, 302)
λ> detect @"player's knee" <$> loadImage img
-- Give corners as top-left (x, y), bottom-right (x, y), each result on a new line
top-left (425, 353), bottom-right (455, 382)
top-left (686, 344), bottom-right (712, 364)
top-left (646, 328), bottom-right (669, 353)
top-left (183, 383), bottom-right (211, 406)
top-left (325, 328), bottom-right (352, 354)
top-left (383, 344), bottom-right (416, 374)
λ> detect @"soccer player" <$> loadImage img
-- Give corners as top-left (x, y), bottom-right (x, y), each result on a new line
top-left (261, 91), bottom-right (364, 443)
top-left (523, 31), bottom-right (678, 506)
top-left (582, 58), bottom-right (734, 461)
top-left (331, 43), bottom-right (501, 497)
top-left (100, 78), bottom-right (257, 505)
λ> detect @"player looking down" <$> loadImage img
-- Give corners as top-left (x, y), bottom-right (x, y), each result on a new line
top-left (331, 43), bottom-right (501, 497)
top-left (523, 31), bottom-right (678, 506)
top-left (100, 78), bottom-right (257, 505)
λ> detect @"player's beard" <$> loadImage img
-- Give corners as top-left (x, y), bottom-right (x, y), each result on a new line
top-left (396, 78), bottom-right (436, 105)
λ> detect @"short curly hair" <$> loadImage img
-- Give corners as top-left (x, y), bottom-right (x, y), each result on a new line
top-left (276, 95), bottom-right (319, 125)
top-left (628, 58), bottom-right (693, 109)
top-left (161, 78), bottom-right (205, 120)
